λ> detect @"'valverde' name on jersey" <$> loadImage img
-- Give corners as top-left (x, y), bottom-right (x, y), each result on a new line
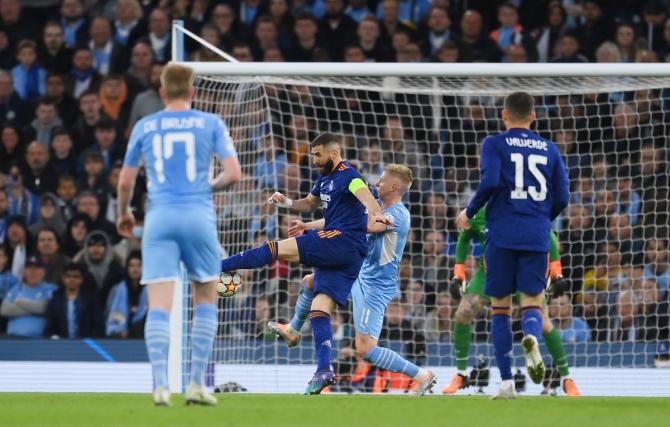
top-left (123, 109), bottom-right (237, 207)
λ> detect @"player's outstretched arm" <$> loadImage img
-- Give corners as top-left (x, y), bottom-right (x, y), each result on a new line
top-left (289, 218), bottom-right (325, 237)
top-left (116, 166), bottom-right (139, 238)
top-left (351, 181), bottom-right (392, 231)
top-left (211, 156), bottom-right (242, 192)
top-left (268, 192), bottom-right (321, 213)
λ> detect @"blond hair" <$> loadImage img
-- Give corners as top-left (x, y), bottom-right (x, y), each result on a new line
top-left (160, 63), bottom-right (194, 100)
top-left (384, 163), bottom-right (413, 191)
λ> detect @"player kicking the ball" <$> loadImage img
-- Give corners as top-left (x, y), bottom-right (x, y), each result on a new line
top-left (443, 206), bottom-right (580, 397)
top-left (268, 164), bottom-right (437, 396)
top-left (219, 132), bottom-right (390, 395)
top-left (117, 63), bottom-right (241, 406)
top-left (456, 92), bottom-right (569, 400)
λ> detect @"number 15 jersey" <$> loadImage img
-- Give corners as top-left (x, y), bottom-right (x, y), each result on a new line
top-left (124, 109), bottom-right (237, 208)
top-left (466, 127), bottom-right (569, 253)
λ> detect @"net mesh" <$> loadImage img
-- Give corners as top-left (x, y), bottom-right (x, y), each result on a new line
top-left (188, 73), bottom-right (670, 394)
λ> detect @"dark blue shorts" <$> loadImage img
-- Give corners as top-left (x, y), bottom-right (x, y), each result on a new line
top-left (484, 242), bottom-right (548, 298)
top-left (296, 229), bottom-right (366, 306)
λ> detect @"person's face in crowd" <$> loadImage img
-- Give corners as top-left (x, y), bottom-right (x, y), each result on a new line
top-left (383, 118), bottom-right (403, 142)
top-left (608, 213), bottom-right (632, 240)
top-left (646, 239), bottom-right (669, 265)
top-left (46, 75), bottom-right (66, 98)
top-left (0, 0), bottom-right (20, 22)
top-left (263, 47), bottom-right (284, 62)
top-left (386, 302), bottom-right (405, 325)
top-left (17, 45), bottom-right (37, 68)
top-left (101, 79), bottom-right (122, 100)
top-left (61, 0), bottom-right (84, 20)
top-left (641, 145), bottom-right (659, 176)
top-left (232, 46), bottom-right (253, 62)
top-left (294, 18), bottom-right (317, 41)
top-left (37, 229), bottom-right (59, 256)
top-left (2, 126), bottom-right (19, 151)
top-left (36, 103), bottom-right (57, 125)
top-left (282, 163), bottom-right (300, 192)
top-left (603, 243), bottom-right (621, 267)
top-left (425, 194), bottom-right (447, 218)
top-left (429, 8), bottom-right (450, 33)
top-left (357, 19), bottom-right (379, 43)
top-left (26, 143), bottom-right (49, 170)
top-left (127, 257), bottom-right (142, 281)
top-left (641, 279), bottom-right (659, 305)
top-left (559, 36), bottom-right (579, 58)
top-left (583, 1), bottom-right (602, 24)
top-left (79, 93), bottom-right (100, 118)
top-left (62, 268), bottom-right (84, 290)
top-left (57, 178), bottom-right (76, 202)
top-left (324, 0), bottom-right (344, 17)
top-left (548, 5), bottom-right (564, 28)
top-left (107, 165), bottom-right (121, 188)
top-left (90, 17), bottom-right (112, 46)
top-left (270, 0), bottom-right (288, 18)
top-left (44, 24), bottom-right (65, 51)
top-left (51, 133), bottom-right (73, 158)
top-left (551, 294), bottom-right (572, 319)
top-left (406, 281), bottom-right (424, 305)
top-left (423, 231), bottom-right (446, 255)
top-left (391, 31), bottom-right (409, 53)
top-left (149, 63), bottom-right (163, 90)
top-left (367, 142), bottom-right (382, 164)
top-left (498, 5), bottom-right (518, 27)
top-left (382, 0), bottom-right (399, 22)
top-left (0, 190), bottom-right (8, 216)
top-left (255, 21), bottom-right (278, 47)
top-left (7, 222), bottom-right (26, 245)
top-left (24, 265), bottom-right (46, 286)
top-left (117, 0), bottom-right (138, 22)
top-left (70, 219), bottom-right (88, 242)
top-left (437, 45), bottom-right (459, 62)
top-left (200, 26), bottom-right (220, 48)
top-left (618, 292), bottom-right (637, 320)
top-left (616, 25), bottom-right (635, 48)
top-left (568, 204), bottom-right (591, 230)
top-left (87, 242), bottom-right (106, 262)
top-left (507, 44), bottom-right (527, 62)
top-left (344, 46), bottom-right (366, 62)
top-left (84, 157), bottom-right (104, 177)
top-left (77, 195), bottom-right (100, 221)
top-left (131, 43), bottom-right (153, 71)
top-left (436, 294), bottom-right (453, 320)
top-left (7, 165), bottom-right (22, 190)
top-left (592, 158), bottom-right (609, 179)
top-left (461, 10), bottom-right (483, 39)
top-left (73, 49), bottom-right (94, 71)
top-left (39, 198), bottom-right (57, 221)
top-left (95, 127), bottom-right (116, 149)
top-left (554, 130), bottom-right (576, 154)
top-left (149, 9), bottom-right (169, 37)
top-left (0, 72), bottom-right (12, 98)
top-left (595, 190), bottom-right (615, 215)
top-left (212, 4), bottom-right (234, 33)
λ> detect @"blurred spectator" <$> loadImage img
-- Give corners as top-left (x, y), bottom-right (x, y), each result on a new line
top-left (421, 5), bottom-right (453, 58)
top-left (33, 226), bottom-right (69, 284)
top-left (375, 0), bottom-right (429, 25)
top-left (105, 250), bottom-right (146, 338)
top-left (38, 21), bottom-right (73, 75)
top-left (24, 98), bottom-right (62, 149)
top-left (113, 0), bottom-right (145, 47)
top-left (534, 2), bottom-right (568, 63)
top-left (45, 72), bottom-right (79, 128)
top-left (414, 230), bottom-right (450, 291)
top-left (424, 292), bottom-right (453, 341)
top-left (356, 17), bottom-right (391, 62)
top-left (251, 15), bottom-right (280, 61)
top-left (88, 16), bottom-right (129, 76)
top-left (607, 213), bottom-right (644, 266)
top-left (614, 22), bottom-right (645, 63)
top-left (189, 24), bottom-right (223, 62)
top-left (66, 46), bottom-right (101, 99)
top-left (643, 0), bottom-right (667, 53)
top-left (0, 245), bottom-right (20, 332)
top-left (6, 165), bottom-right (39, 225)
top-left (578, 0), bottom-right (612, 61)
top-left (548, 294), bottom-right (591, 342)
top-left (615, 165), bottom-right (642, 226)
top-left (29, 193), bottom-right (66, 238)
top-left (78, 117), bottom-right (120, 174)
top-left (0, 256), bottom-right (57, 337)
top-left (268, 0), bottom-right (294, 46)
top-left (404, 279), bottom-right (427, 332)
top-left (0, 122), bottom-right (25, 172)
top-left (75, 190), bottom-right (117, 241)
top-left (610, 289), bottom-right (640, 341)
top-left (231, 41), bottom-right (255, 62)
top-left (73, 230), bottom-right (123, 301)
top-left (595, 41), bottom-right (622, 63)
top-left (98, 75), bottom-right (130, 132)
top-left (210, 3), bottom-right (242, 51)
top-left (127, 41), bottom-right (154, 94)
top-left (3, 216), bottom-right (30, 278)
top-left (61, 212), bottom-right (91, 258)
top-left (317, 0), bottom-right (357, 61)
top-left (263, 46), bottom-right (285, 61)
top-left (44, 262), bottom-right (103, 338)
top-left (0, 189), bottom-right (8, 241)
top-left (70, 89), bottom-right (101, 150)
top-left (254, 132), bottom-right (287, 190)
top-left (644, 238), bottom-right (670, 292)
top-left (287, 12), bottom-right (329, 61)
top-left (239, 0), bottom-right (263, 30)
top-left (0, 0), bottom-right (39, 48)
top-left (55, 175), bottom-right (77, 221)
top-left (490, 3), bottom-right (537, 62)
top-left (638, 278), bottom-right (663, 340)
top-left (11, 40), bottom-right (47, 103)
top-left (638, 144), bottom-right (669, 226)
top-left (248, 190), bottom-right (279, 242)
top-left (456, 9), bottom-right (502, 62)
top-left (0, 71), bottom-right (30, 127)
top-left (346, 0), bottom-right (372, 23)
top-left (146, 8), bottom-right (171, 62)
top-left (78, 150), bottom-right (107, 205)
top-left (49, 128), bottom-right (77, 177)
top-left (343, 44), bottom-right (366, 62)
top-left (550, 30), bottom-right (588, 62)
top-left (22, 141), bottom-right (59, 195)
top-left (60, 0), bottom-right (88, 49)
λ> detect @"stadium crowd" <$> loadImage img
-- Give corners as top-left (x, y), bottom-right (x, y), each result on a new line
top-left (0, 0), bottom-right (668, 360)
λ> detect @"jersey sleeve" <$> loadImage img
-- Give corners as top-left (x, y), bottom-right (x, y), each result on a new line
top-left (549, 230), bottom-right (560, 261)
top-left (466, 136), bottom-right (501, 218)
top-left (123, 120), bottom-right (144, 167)
top-left (310, 176), bottom-right (322, 197)
top-left (550, 145), bottom-right (570, 220)
top-left (383, 205), bottom-right (407, 233)
top-left (213, 117), bottom-right (237, 159)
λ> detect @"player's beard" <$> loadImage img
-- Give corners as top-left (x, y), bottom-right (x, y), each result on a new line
top-left (320, 158), bottom-right (334, 175)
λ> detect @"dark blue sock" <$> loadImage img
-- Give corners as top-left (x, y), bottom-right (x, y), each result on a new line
top-left (491, 312), bottom-right (513, 381)
top-left (220, 241), bottom-right (276, 271)
top-left (309, 311), bottom-right (333, 372)
top-left (521, 306), bottom-right (543, 340)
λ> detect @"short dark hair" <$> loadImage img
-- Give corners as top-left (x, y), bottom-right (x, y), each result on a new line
top-left (295, 12), bottom-right (317, 24)
top-left (310, 132), bottom-right (340, 148)
top-left (503, 91), bottom-right (534, 122)
top-left (95, 117), bottom-right (116, 131)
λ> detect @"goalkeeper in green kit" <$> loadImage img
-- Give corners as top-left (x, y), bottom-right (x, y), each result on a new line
top-left (443, 206), bottom-right (581, 396)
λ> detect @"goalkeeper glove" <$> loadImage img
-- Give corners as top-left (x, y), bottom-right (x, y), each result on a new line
top-left (547, 275), bottom-right (568, 298)
top-left (449, 264), bottom-right (467, 300)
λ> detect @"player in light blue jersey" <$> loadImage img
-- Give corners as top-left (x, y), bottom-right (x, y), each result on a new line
top-left (116, 63), bottom-right (241, 407)
top-left (268, 164), bottom-right (437, 395)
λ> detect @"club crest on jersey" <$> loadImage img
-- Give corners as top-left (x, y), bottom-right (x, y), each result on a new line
top-left (327, 181), bottom-right (334, 192)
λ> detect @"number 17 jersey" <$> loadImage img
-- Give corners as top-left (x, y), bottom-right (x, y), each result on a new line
top-left (123, 109), bottom-right (237, 208)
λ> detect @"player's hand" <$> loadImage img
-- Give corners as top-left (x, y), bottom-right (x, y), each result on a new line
top-left (456, 209), bottom-right (470, 230)
top-left (288, 219), bottom-right (306, 237)
top-left (548, 275), bottom-right (568, 299)
top-left (371, 212), bottom-right (393, 227)
top-left (449, 277), bottom-right (465, 300)
top-left (267, 192), bottom-right (293, 208)
top-left (116, 211), bottom-right (135, 238)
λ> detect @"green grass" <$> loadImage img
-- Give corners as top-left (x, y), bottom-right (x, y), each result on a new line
top-left (1, 393), bottom-right (668, 427)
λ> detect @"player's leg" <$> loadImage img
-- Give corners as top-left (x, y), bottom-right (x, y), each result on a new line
top-left (485, 244), bottom-right (517, 399)
top-left (219, 237), bottom-right (300, 272)
top-left (518, 251), bottom-right (549, 384)
top-left (541, 306), bottom-right (581, 396)
top-left (268, 274), bottom-right (315, 347)
top-left (303, 290), bottom-right (337, 395)
top-left (180, 211), bottom-right (222, 405)
top-left (444, 267), bottom-right (486, 394)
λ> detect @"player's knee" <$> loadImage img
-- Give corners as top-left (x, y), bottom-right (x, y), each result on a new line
top-left (455, 301), bottom-right (474, 324)
top-left (302, 274), bottom-right (315, 289)
top-left (355, 335), bottom-right (375, 358)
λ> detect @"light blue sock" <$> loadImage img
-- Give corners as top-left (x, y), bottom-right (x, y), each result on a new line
top-left (289, 281), bottom-right (314, 332)
top-left (145, 309), bottom-right (170, 389)
top-left (364, 345), bottom-right (420, 378)
top-left (190, 304), bottom-right (218, 386)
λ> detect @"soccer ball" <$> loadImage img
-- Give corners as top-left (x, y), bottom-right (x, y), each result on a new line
top-left (217, 272), bottom-right (242, 297)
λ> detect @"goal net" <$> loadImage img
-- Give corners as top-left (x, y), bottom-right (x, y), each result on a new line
top-left (184, 64), bottom-right (670, 396)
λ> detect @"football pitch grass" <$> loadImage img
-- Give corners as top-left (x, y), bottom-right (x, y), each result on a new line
top-left (1, 393), bottom-right (668, 427)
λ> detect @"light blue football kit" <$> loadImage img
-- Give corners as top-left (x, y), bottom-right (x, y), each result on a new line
top-left (124, 110), bottom-right (237, 284)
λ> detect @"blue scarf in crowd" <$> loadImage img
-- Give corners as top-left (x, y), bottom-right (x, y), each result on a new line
top-left (105, 281), bottom-right (148, 336)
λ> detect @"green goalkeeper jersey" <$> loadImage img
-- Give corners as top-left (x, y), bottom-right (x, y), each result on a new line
top-left (455, 206), bottom-right (560, 267)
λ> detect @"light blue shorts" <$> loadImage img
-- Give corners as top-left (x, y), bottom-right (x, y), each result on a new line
top-left (141, 205), bottom-right (221, 284)
top-left (351, 278), bottom-right (396, 340)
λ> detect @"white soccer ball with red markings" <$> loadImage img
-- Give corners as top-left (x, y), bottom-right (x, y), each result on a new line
top-left (217, 272), bottom-right (242, 297)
